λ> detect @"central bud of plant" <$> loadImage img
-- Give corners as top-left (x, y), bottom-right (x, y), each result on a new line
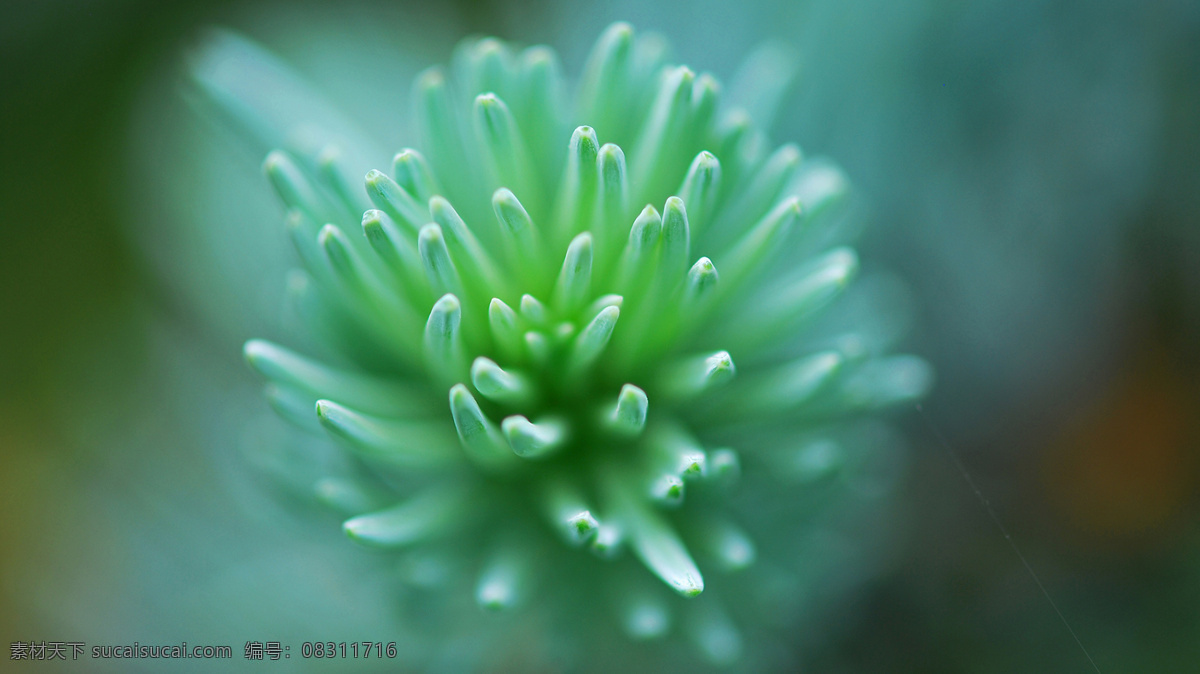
top-left (242, 24), bottom-right (925, 659)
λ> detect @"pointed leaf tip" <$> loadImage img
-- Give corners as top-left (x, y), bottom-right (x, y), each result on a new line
top-left (502, 415), bottom-right (566, 459)
top-left (554, 232), bottom-right (594, 313)
top-left (471, 357), bottom-right (532, 405)
top-left (651, 473), bottom-right (685, 505)
top-left (568, 510), bottom-right (600, 540)
top-left (449, 383), bottom-right (517, 471)
top-left (568, 305), bottom-right (620, 372)
top-left (609, 384), bottom-right (648, 436)
top-left (519, 293), bottom-right (548, 324)
top-left (342, 485), bottom-right (468, 548)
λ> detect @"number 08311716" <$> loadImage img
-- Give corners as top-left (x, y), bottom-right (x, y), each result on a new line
top-left (301, 642), bottom-right (398, 659)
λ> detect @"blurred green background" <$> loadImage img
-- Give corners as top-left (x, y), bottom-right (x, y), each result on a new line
top-left (2, 0), bottom-right (1198, 671)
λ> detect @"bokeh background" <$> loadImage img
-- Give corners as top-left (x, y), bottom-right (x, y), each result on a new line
top-left (2, 0), bottom-right (1198, 671)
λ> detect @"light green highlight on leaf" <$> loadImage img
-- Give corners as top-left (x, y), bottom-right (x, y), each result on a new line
top-left (474, 93), bottom-right (541, 212)
top-left (475, 542), bottom-right (529, 611)
top-left (471, 356), bottom-right (534, 406)
top-left (661, 351), bottom-right (736, 400)
top-left (365, 168), bottom-right (428, 234)
top-left (605, 473), bottom-right (704, 598)
top-left (316, 399), bottom-right (458, 467)
top-left (607, 384), bottom-right (648, 436)
top-left (567, 305), bottom-right (620, 374)
top-left (449, 384), bottom-right (519, 472)
top-left (343, 484), bottom-right (472, 548)
top-left (244, 340), bottom-right (430, 416)
top-left (424, 293), bottom-right (465, 385)
top-left (542, 475), bottom-right (600, 546)
top-left (553, 232), bottom-right (593, 315)
top-left (502, 415), bottom-right (567, 459)
top-left (392, 148), bottom-right (440, 203)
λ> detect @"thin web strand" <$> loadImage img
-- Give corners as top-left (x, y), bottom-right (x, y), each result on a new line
top-left (915, 403), bottom-right (1102, 674)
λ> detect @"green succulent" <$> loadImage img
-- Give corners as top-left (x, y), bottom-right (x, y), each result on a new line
top-left (232, 22), bottom-right (930, 668)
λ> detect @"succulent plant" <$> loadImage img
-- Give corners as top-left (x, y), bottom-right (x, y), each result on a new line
top-left (231, 22), bottom-right (931, 669)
